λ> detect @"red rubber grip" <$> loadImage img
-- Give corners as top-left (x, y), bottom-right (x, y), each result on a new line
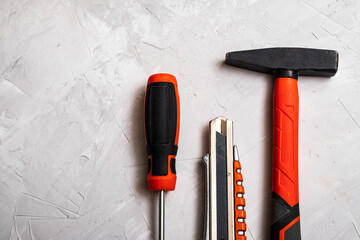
top-left (273, 77), bottom-right (299, 206)
top-left (271, 77), bottom-right (301, 240)
top-left (144, 73), bottom-right (180, 191)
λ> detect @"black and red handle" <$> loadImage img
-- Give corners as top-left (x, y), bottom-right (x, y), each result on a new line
top-left (144, 73), bottom-right (180, 191)
top-left (271, 77), bottom-right (301, 240)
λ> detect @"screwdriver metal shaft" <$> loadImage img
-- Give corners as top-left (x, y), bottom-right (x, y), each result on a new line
top-left (159, 190), bottom-right (165, 240)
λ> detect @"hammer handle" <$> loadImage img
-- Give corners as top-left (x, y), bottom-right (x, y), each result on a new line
top-left (271, 77), bottom-right (301, 240)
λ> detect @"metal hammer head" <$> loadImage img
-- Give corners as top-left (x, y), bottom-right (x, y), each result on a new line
top-left (225, 48), bottom-right (339, 78)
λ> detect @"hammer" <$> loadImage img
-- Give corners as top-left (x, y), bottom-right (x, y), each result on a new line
top-left (224, 48), bottom-right (339, 240)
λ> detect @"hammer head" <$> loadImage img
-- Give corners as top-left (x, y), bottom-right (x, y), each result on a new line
top-left (225, 48), bottom-right (338, 78)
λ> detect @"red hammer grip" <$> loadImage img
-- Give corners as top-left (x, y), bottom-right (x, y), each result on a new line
top-left (271, 77), bottom-right (301, 240)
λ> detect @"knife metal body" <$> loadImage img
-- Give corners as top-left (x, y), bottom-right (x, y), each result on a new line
top-left (203, 117), bottom-right (246, 240)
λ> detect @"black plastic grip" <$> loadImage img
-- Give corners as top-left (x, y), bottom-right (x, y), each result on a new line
top-left (271, 192), bottom-right (301, 240)
top-left (145, 82), bottom-right (178, 176)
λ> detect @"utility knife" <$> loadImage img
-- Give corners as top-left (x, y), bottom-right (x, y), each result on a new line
top-left (203, 117), bottom-right (247, 240)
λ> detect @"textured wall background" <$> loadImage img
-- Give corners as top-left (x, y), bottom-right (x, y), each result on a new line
top-left (0, 0), bottom-right (359, 239)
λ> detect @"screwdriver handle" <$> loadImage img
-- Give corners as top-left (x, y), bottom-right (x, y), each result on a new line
top-left (271, 77), bottom-right (301, 239)
top-left (144, 73), bottom-right (180, 191)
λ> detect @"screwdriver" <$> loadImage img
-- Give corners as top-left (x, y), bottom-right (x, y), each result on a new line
top-left (144, 73), bottom-right (180, 240)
